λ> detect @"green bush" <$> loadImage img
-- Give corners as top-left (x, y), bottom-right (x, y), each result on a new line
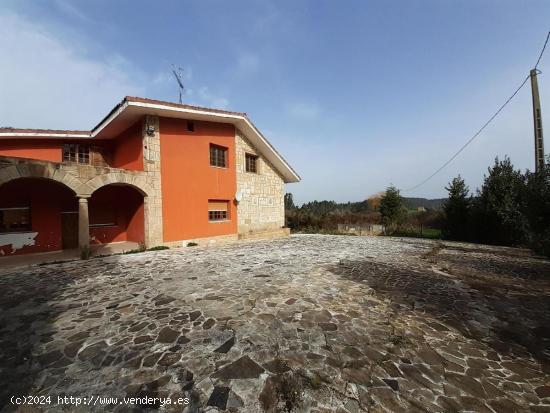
top-left (148, 245), bottom-right (169, 251)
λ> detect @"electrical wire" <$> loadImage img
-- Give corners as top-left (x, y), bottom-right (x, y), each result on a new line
top-left (404, 30), bottom-right (550, 193)
top-left (535, 31), bottom-right (550, 69)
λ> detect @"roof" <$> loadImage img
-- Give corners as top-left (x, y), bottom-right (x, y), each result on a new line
top-left (0, 96), bottom-right (300, 183)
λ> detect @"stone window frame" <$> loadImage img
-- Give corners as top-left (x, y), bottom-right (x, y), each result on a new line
top-left (245, 153), bottom-right (259, 174)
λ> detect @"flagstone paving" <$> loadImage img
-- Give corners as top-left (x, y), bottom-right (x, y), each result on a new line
top-left (0, 234), bottom-right (549, 412)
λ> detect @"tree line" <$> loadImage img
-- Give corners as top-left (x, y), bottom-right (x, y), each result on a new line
top-left (285, 155), bottom-right (550, 258)
top-left (442, 156), bottom-right (550, 257)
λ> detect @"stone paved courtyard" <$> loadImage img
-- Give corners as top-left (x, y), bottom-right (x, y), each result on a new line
top-left (1, 234), bottom-right (549, 412)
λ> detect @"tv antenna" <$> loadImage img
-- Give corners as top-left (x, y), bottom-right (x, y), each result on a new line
top-left (171, 64), bottom-right (185, 103)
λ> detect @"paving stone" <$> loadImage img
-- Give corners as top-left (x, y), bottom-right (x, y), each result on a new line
top-left (77, 342), bottom-right (107, 361)
top-left (446, 373), bottom-right (487, 398)
top-left (535, 385), bottom-right (550, 398)
top-left (214, 336), bottom-right (235, 353)
top-left (207, 386), bottom-right (230, 409)
top-left (63, 341), bottom-right (83, 358)
top-left (37, 350), bottom-right (63, 366)
top-left (263, 358), bottom-right (291, 374)
top-left (211, 355), bottom-right (265, 379)
top-left (157, 327), bottom-right (180, 343)
top-left (202, 318), bottom-right (216, 330)
top-left (318, 322), bottom-right (338, 331)
top-left (382, 378), bottom-right (399, 391)
top-left (157, 352), bottom-right (181, 366)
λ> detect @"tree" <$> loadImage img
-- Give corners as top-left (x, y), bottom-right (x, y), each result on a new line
top-left (473, 157), bottom-right (527, 245)
top-left (379, 186), bottom-right (406, 234)
top-left (443, 175), bottom-right (470, 241)
top-left (284, 193), bottom-right (295, 210)
top-left (522, 156), bottom-right (550, 257)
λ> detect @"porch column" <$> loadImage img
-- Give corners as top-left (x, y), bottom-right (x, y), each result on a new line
top-left (78, 196), bottom-right (90, 249)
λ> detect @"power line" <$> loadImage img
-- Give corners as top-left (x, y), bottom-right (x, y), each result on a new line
top-left (405, 75), bottom-right (530, 192)
top-left (404, 30), bottom-right (550, 193)
top-left (535, 31), bottom-right (550, 69)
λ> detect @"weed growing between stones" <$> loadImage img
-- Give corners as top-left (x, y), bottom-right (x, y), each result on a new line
top-left (259, 370), bottom-right (306, 413)
top-left (80, 246), bottom-right (91, 260)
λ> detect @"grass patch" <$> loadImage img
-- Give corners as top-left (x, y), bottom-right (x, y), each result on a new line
top-left (147, 245), bottom-right (169, 251)
top-left (393, 227), bottom-right (442, 239)
top-left (80, 246), bottom-right (91, 260)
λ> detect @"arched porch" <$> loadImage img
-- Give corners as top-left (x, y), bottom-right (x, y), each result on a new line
top-left (87, 184), bottom-right (146, 247)
top-left (0, 177), bottom-right (78, 255)
top-left (0, 178), bottom-right (147, 256)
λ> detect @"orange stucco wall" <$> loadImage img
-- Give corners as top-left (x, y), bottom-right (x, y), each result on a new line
top-left (0, 121), bottom-right (143, 171)
top-left (0, 140), bottom-right (63, 162)
top-left (111, 122), bottom-right (144, 171)
top-left (159, 117), bottom-right (237, 242)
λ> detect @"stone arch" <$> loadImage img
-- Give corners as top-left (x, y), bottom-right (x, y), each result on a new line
top-left (78, 172), bottom-right (151, 198)
top-left (0, 161), bottom-right (81, 194)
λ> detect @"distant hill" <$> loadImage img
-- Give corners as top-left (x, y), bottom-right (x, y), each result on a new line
top-left (403, 197), bottom-right (446, 210)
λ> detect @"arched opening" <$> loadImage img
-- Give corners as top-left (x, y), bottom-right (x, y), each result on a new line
top-left (88, 184), bottom-right (145, 246)
top-left (0, 178), bottom-right (78, 255)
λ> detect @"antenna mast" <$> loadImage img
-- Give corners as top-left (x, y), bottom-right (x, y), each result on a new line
top-left (171, 65), bottom-right (185, 104)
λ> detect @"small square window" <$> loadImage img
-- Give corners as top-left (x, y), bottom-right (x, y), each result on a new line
top-left (63, 144), bottom-right (89, 164)
top-left (0, 207), bottom-right (31, 233)
top-left (208, 200), bottom-right (229, 222)
top-left (187, 121), bottom-right (195, 132)
top-left (245, 153), bottom-right (258, 173)
top-left (210, 144), bottom-right (227, 168)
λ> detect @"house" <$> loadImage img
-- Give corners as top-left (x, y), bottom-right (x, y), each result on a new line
top-left (0, 96), bottom-right (300, 256)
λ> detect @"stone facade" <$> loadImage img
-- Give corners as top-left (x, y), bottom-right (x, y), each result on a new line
top-left (235, 129), bottom-right (285, 235)
top-left (142, 115), bottom-right (164, 247)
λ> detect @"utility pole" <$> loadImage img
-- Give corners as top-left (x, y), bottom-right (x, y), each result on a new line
top-left (530, 68), bottom-right (545, 172)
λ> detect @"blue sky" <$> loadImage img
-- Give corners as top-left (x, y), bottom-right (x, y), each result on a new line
top-left (1, 1), bottom-right (549, 204)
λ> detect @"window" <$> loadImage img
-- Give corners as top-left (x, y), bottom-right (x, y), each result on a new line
top-left (63, 144), bottom-right (89, 164)
top-left (89, 206), bottom-right (117, 227)
top-left (0, 207), bottom-right (31, 233)
top-left (210, 144), bottom-right (227, 168)
top-left (245, 153), bottom-right (258, 173)
top-left (208, 200), bottom-right (229, 221)
top-left (187, 121), bottom-right (195, 132)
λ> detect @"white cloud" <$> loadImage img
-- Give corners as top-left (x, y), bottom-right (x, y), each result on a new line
top-left (54, 0), bottom-right (92, 23)
top-left (195, 87), bottom-right (229, 109)
top-left (0, 12), bottom-right (144, 130)
top-left (286, 102), bottom-right (320, 120)
top-left (236, 53), bottom-right (260, 75)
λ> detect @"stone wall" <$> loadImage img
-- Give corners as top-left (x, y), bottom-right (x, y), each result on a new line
top-left (142, 115), bottom-right (164, 247)
top-left (235, 129), bottom-right (285, 234)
